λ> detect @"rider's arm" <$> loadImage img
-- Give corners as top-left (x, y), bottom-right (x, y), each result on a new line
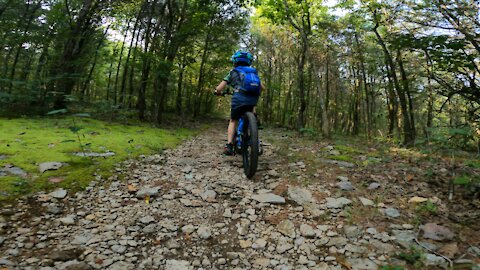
top-left (215, 80), bottom-right (228, 95)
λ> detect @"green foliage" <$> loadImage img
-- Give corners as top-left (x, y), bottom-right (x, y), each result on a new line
top-left (398, 247), bottom-right (424, 268)
top-left (299, 127), bottom-right (318, 137)
top-left (0, 117), bottom-right (195, 201)
top-left (453, 175), bottom-right (472, 185)
top-left (416, 200), bottom-right (438, 215)
top-left (465, 160), bottom-right (480, 169)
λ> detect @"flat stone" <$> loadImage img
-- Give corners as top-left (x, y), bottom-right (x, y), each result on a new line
top-left (384, 207), bottom-right (400, 218)
top-left (197, 226), bottom-right (212, 239)
top-left (300, 224), bottom-right (316, 238)
top-left (139, 215), bottom-right (155, 224)
top-left (50, 188), bottom-right (68, 199)
top-left (326, 237), bottom-right (348, 247)
top-left (253, 257), bottom-right (270, 267)
top-left (344, 226), bottom-right (362, 239)
top-left (319, 158), bottom-right (356, 168)
top-left (47, 205), bottom-right (63, 215)
top-left (59, 216), bottom-right (75, 225)
top-left (420, 223), bottom-right (455, 241)
top-left (239, 240), bottom-right (252, 248)
top-left (107, 261), bottom-right (135, 270)
top-left (347, 258), bottom-right (377, 270)
top-left (50, 248), bottom-right (84, 262)
top-left (201, 190), bottom-right (217, 202)
top-left (74, 152), bottom-right (115, 157)
top-left (1, 165), bottom-right (27, 177)
top-left (182, 225), bottom-right (195, 234)
top-left (0, 258), bottom-right (14, 266)
top-left (251, 193), bottom-right (285, 204)
top-left (337, 181), bottom-right (355, 191)
top-left (367, 182), bottom-right (381, 190)
top-left (276, 243), bottom-right (293, 254)
top-left (392, 230), bottom-right (416, 248)
top-left (277, 220), bottom-right (296, 238)
top-left (71, 233), bottom-right (92, 245)
top-left (424, 253), bottom-right (448, 268)
top-left (135, 187), bottom-right (160, 198)
top-left (252, 238), bottom-right (267, 249)
top-left (111, 244), bottom-right (127, 254)
top-left (359, 197), bottom-right (374, 206)
top-left (303, 203), bottom-right (324, 217)
top-left (165, 259), bottom-right (193, 270)
top-left (39, 162), bottom-right (63, 173)
top-left (287, 186), bottom-right (314, 205)
top-left (325, 197), bottom-right (352, 209)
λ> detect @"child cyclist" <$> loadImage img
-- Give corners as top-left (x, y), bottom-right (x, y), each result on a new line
top-left (215, 50), bottom-right (265, 156)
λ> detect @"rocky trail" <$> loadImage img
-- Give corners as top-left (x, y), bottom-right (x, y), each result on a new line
top-left (0, 122), bottom-right (479, 270)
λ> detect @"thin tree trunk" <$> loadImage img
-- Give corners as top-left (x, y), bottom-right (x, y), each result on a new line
top-left (396, 49), bottom-right (415, 145)
top-left (81, 26), bottom-right (110, 100)
top-left (113, 18), bottom-right (132, 106)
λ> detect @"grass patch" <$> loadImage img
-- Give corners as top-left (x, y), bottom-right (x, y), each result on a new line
top-left (0, 117), bottom-right (195, 201)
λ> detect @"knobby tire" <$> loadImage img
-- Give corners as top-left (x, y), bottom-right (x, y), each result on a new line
top-left (242, 112), bottom-right (259, 179)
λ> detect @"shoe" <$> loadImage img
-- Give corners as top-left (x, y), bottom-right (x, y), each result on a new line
top-left (223, 143), bottom-right (234, 156)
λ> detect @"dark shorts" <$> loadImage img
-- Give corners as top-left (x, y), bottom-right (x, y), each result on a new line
top-left (231, 105), bottom-right (254, 120)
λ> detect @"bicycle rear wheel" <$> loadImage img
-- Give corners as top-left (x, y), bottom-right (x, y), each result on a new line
top-left (241, 112), bottom-right (259, 179)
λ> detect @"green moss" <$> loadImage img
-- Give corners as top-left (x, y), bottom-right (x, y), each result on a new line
top-left (329, 155), bottom-right (355, 162)
top-left (335, 144), bottom-right (364, 155)
top-left (0, 117), bottom-right (195, 201)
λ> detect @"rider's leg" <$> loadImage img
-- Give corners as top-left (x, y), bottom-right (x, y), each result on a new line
top-left (227, 119), bottom-right (237, 144)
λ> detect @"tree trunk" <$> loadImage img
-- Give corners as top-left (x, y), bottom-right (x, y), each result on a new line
top-left (81, 26), bottom-right (110, 100)
top-left (8, 1), bottom-right (40, 93)
top-left (396, 49), bottom-right (415, 146)
top-left (53, 0), bottom-right (99, 109)
top-left (113, 18), bottom-right (132, 105)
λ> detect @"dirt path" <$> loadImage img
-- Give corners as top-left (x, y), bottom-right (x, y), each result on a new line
top-left (0, 122), bottom-right (479, 270)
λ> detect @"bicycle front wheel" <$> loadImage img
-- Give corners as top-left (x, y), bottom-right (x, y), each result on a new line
top-left (242, 112), bottom-right (259, 179)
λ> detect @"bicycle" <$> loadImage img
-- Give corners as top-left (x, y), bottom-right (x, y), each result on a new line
top-left (215, 89), bottom-right (261, 179)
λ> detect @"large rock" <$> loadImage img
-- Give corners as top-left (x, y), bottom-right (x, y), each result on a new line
top-left (251, 193), bottom-right (285, 204)
top-left (420, 223), bottom-right (455, 241)
top-left (287, 186), bottom-right (314, 205)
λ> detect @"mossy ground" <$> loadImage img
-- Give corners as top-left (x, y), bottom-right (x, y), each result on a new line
top-left (0, 117), bottom-right (196, 201)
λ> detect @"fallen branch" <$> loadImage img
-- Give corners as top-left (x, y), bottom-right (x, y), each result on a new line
top-left (414, 231), bottom-right (453, 268)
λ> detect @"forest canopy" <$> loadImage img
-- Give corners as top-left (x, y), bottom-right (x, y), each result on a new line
top-left (0, 0), bottom-right (479, 149)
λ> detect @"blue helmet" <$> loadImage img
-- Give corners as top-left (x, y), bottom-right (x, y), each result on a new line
top-left (231, 51), bottom-right (253, 65)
